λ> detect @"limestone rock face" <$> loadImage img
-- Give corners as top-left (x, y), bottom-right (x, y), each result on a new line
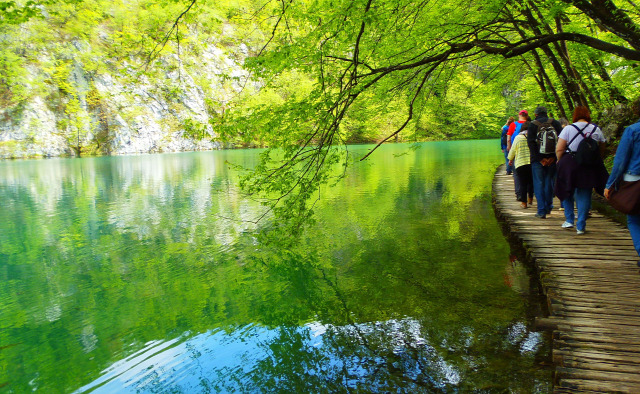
top-left (0, 43), bottom-right (248, 159)
top-left (599, 104), bottom-right (634, 142)
top-left (0, 96), bottom-right (72, 158)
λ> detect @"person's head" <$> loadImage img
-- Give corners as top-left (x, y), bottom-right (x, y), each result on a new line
top-left (518, 109), bottom-right (528, 120)
top-left (507, 116), bottom-right (515, 126)
top-left (559, 117), bottom-right (569, 127)
top-left (572, 106), bottom-right (591, 123)
top-left (534, 106), bottom-right (547, 117)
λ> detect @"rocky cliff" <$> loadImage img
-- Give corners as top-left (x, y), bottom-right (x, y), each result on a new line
top-left (0, 39), bottom-right (249, 159)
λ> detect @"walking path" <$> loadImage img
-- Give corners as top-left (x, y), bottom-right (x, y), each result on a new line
top-left (492, 165), bottom-right (640, 393)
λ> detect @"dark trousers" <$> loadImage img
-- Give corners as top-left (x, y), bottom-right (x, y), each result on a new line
top-left (516, 164), bottom-right (534, 203)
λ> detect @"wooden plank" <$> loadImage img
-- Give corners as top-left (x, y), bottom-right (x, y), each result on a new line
top-left (551, 299), bottom-right (640, 312)
top-left (541, 269), bottom-right (640, 280)
top-left (531, 248), bottom-right (638, 257)
top-left (557, 367), bottom-right (640, 384)
top-left (542, 282), bottom-right (640, 293)
top-left (547, 290), bottom-right (640, 305)
top-left (559, 357), bottom-right (640, 374)
top-left (556, 339), bottom-right (640, 354)
top-left (552, 305), bottom-right (640, 319)
top-left (557, 378), bottom-right (640, 393)
top-left (557, 332), bottom-right (640, 346)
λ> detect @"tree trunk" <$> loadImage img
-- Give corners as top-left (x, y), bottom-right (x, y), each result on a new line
top-left (506, 6), bottom-right (569, 117)
top-left (521, 7), bottom-right (579, 112)
top-left (565, 0), bottom-right (640, 51)
top-left (590, 58), bottom-right (629, 104)
top-left (551, 14), bottom-right (599, 108)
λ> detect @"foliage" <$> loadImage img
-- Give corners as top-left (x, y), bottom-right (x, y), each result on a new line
top-left (210, 0), bottom-right (640, 229)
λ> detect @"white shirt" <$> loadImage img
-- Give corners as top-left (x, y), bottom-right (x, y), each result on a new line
top-left (558, 122), bottom-right (605, 152)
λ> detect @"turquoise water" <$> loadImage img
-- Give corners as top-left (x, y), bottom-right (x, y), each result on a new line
top-left (0, 141), bottom-right (551, 392)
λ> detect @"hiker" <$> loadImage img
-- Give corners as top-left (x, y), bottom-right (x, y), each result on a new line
top-left (508, 117), bottom-right (534, 208)
top-left (559, 117), bottom-right (569, 128)
top-left (604, 98), bottom-right (640, 265)
top-left (507, 110), bottom-right (528, 199)
top-left (501, 117), bottom-right (515, 175)
top-left (555, 106), bottom-right (608, 234)
top-left (527, 106), bottom-right (562, 219)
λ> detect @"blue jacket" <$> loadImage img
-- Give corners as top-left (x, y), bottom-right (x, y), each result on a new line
top-left (606, 119), bottom-right (640, 189)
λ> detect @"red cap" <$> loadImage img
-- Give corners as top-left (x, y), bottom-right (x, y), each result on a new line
top-left (518, 110), bottom-right (528, 115)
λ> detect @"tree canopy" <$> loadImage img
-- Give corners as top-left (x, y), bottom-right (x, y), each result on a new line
top-left (215, 0), bottom-right (639, 229)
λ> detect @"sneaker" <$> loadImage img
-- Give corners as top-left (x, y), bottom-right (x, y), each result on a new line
top-left (520, 202), bottom-right (528, 209)
top-left (561, 221), bottom-right (574, 228)
top-left (577, 229), bottom-right (585, 235)
top-left (535, 213), bottom-right (546, 219)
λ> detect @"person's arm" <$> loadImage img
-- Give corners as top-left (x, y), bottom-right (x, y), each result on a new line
top-left (508, 139), bottom-right (517, 161)
top-left (556, 138), bottom-right (567, 160)
top-left (605, 127), bottom-right (634, 191)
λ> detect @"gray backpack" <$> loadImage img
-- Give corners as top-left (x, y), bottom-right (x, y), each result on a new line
top-left (533, 119), bottom-right (557, 155)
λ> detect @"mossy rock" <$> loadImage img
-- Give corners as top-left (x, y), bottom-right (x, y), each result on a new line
top-left (598, 103), bottom-right (635, 142)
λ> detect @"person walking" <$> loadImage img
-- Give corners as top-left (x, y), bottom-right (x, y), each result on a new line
top-left (508, 110), bottom-right (528, 200)
top-left (527, 106), bottom-right (562, 219)
top-left (501, 117), bottom-right (515, 175)
top-left (604, 98), bottom-right (640, 266)
top-left (508, 118), bottom-right (534, 208)
top-left (555, 106), bottom-right (608, 234)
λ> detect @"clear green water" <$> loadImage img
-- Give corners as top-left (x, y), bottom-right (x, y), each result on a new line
top-left (0, 140), bottom-right (551, 393)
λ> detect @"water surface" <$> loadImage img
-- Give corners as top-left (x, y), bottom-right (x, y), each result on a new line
top-left (0, 141), bottom-right (551, 392)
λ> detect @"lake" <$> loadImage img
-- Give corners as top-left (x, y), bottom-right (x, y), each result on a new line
top-left (0, 140), bottom-right (551, 392)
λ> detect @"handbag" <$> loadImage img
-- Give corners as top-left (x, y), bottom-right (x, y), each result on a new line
top-left (608, 179), bottom-right (640, 215)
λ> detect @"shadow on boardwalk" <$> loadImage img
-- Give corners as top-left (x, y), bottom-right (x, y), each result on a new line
top-left (492, 164), bottom-right (640, 393)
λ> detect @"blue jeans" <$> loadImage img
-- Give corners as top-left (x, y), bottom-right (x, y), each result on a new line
top-left (628, 214), bottom-right (640, 258)
top-left (531, 161), bottom-right (556, 216)
top-left (562, 188), bottom-right (592, 231)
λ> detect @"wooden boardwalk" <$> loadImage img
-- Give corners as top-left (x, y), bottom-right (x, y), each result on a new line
top-left (492, 165), bottom-right (640, 393)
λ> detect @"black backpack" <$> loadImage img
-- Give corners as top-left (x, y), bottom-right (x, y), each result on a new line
top-left (533, 119), bottom-right (557, 155)
top-left (500, 130), bottom-right (507, 147)
top-left (568, 123), bottom-right (600, 167)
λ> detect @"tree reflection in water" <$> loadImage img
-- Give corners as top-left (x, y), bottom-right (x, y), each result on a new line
top-left (0, 142), bottom-right (552, 393)
top-left (77, 317), bottom-right (545, 393)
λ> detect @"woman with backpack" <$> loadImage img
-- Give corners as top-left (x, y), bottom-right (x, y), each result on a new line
top-left (555, 106), bottom-right (609, 234)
